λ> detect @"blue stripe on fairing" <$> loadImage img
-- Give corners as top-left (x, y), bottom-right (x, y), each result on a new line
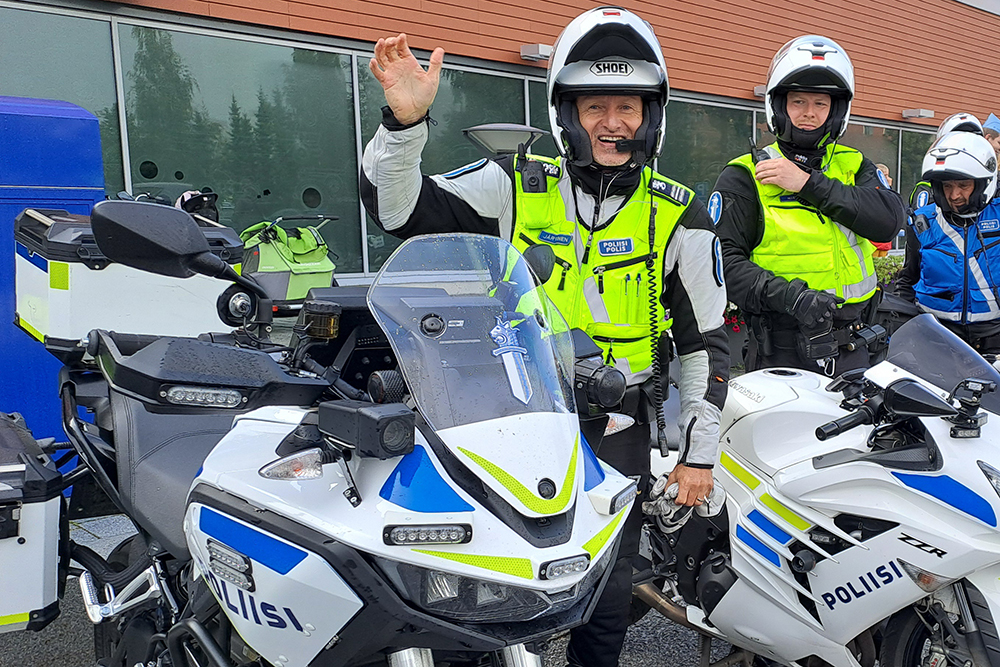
top-left (892, 472), bottom-right (997, 527)
top-left (736, 524), bottom-right (781, 567)
top-left (15, 242), bottom-right (47, 272)
top-left (748, 509), bottom-right (793, 545)
top-left (199, 506), bottom-right (306, 574)
top-left (379, 444), bottom-right (474, 512)
top-left (581, 433), bottom-right (606, 491)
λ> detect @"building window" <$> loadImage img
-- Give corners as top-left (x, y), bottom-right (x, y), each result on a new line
top-left (662, 100), bottom-right (754, 202)
top-left (358, 63), bottom-right (527, 271)
top-left (0, 6), bottom-right (123, 195)
top-left (900, 129), bottom-right (935, 204)
top-left (118, 25), bottom-right (363, 271)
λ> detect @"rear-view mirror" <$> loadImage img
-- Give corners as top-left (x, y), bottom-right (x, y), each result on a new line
top-left (90, 200), bottom-right (211, 278)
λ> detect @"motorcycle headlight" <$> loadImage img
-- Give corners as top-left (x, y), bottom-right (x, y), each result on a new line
top-left (370, 542), bottom-right (616, 623)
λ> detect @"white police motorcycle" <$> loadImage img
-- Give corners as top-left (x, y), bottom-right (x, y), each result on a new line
top-left (1, 201), bottom-right (637, 667)
top-left (639, 313), bottom-right (1000, 667)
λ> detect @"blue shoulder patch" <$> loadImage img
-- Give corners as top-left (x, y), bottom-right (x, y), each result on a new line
top-left (916, 190), bottom-right (930, 209)
top-left (876, 168), bottom-right (890, 188)
top-left (708, 192), bottom-right (723, 225)
top-left (712, 237), bottom-right (724, 287)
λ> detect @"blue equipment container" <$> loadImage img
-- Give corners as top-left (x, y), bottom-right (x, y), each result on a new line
top-left (0, 96), bottom-right (105, 439)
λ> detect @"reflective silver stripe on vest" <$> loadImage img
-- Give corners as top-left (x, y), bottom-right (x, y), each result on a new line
top-left (928, 212), bottom-right (1000, 320)
top-left (836, 222), bottom-right (875, 300)
top-left (557, 173), bottom-right (575, 227)
top-left (583, 276), bottom-right (610, 322)
top-left (917, 301), bottom-right (961, 322)
top-left (842, 273), bottom-right (878, 300)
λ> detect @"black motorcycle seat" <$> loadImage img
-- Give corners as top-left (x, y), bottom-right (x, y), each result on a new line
top-left (110, 391), bottom-right (238, 559)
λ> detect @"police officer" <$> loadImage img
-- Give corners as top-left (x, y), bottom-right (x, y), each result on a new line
top-left (361, 7), bottom-right (729, 666)
top-left (712, 35), bottom-right (905, 375)
top-left (897, 131), bottom-right (1000, 353)
top-left (910, 113), bottom-right (984, 210)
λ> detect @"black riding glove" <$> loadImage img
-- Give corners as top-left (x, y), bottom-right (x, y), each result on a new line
top-left (758, 277), bottom-right (844, 330)
top-left (789, 288), bottom-right (845, 330)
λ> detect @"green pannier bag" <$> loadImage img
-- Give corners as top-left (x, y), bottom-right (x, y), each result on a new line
top-left (239, 215), bottom-right (337, 313)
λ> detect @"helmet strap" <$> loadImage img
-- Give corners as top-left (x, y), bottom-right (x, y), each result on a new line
top-left (557, 98), bottom-right (594, 166)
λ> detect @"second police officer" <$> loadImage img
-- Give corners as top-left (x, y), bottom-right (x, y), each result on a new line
top-left (897, 131), bottom-right (1000, 354)
top-left (712, 36), bottom-right (906, 375)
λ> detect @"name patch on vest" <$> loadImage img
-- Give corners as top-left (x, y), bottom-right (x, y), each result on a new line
top-left (541, 162), bottom-right (561, 178)
top-left (980, 219), bottom-right (1000, 233)
top-left (598, 239), bottom-right (634, 256)
top-left (538, 231), bottom-right (572, 246)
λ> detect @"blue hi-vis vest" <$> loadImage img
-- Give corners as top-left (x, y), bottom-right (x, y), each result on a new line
top-left (909, 199), bottom-right (1000, 323)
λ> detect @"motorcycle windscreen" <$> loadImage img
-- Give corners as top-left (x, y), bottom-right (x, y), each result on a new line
top-left (368, 233), bottom-right (576, 432)
top-left (885, 313), bottom-right (1000, 414)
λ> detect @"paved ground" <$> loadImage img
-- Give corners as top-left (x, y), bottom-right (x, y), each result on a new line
top-left (0, 517), bottom-right (731, 667)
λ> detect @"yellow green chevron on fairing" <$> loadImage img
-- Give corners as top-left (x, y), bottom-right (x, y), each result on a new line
top-left (760, 493), bottom-right (812, 531)
top-left (458, 436), bottom-right (579, 514)
top-left (414, 549), bottom-right (534, 579)
top-left (720, 451), bottom-right (760, 490)
top-left (583, 508), bottom-right (627, 559)
top-left (720, 451), bottom-right (812, 531)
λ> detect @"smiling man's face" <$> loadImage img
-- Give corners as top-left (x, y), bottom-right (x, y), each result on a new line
top-left (575, 94), bottom-right (644, 167)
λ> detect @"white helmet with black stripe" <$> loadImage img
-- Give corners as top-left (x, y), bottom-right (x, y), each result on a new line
top-left (922, 131), bottom-right (998, 217)
top-left (546, 6), bottom-right (668, 167)
top-left (765, 35), bottom-right (854, 150)
top-left (934, 112), bottom-right (984, 141)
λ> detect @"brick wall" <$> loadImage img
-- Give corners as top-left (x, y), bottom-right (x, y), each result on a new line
top-left (110, 0), bottom-right (1000, 126)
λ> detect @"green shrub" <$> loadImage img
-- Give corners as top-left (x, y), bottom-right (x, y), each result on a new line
top-left (874, 255), bottom-right (905, 291)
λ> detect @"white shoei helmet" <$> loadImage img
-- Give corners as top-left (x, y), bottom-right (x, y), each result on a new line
top-left (934, 112), bottom-right (984, 142)
top-left (765, 35), bottom-right (854, 150)
top-left (922, 131), bottom-right (998, 217)
top-left (546, 6), bottom-right (669, 166)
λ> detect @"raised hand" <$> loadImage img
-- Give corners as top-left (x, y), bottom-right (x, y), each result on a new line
top-left (369, 33), bottom-right (445, 126)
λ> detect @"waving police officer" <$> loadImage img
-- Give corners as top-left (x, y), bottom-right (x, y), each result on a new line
top-left (361, 7), bottom-right (729, 665)
top-left (712, 36), bottom-right (905, 375)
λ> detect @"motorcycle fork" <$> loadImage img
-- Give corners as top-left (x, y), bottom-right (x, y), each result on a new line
top-left (915, 585), bottom-right (992, 667)
top-left (387, 645), bottom-right (543, 667)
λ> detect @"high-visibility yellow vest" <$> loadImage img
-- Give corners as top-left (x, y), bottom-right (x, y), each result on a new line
top-left (512, 154), bottom-right (695, 379)
top-left (730, 143), bottom-right (877, 303)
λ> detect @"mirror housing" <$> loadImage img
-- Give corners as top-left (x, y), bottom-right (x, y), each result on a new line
top-left (91, 200), bottom-right (223, 278)
top-left (522, 243), bottom-right (556, 284)
top-left (884, 378), bottom-right (957, 418)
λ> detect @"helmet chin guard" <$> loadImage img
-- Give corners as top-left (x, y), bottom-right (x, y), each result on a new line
top-left (922, 131), bottom-right (998, 217)
top-left (546, 6), bottom-right (669, 168)
top-left (764, 35), bottom-right (854, 150)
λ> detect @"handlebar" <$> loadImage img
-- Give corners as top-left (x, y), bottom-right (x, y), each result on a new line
top-left (815, 394), bottom-right (883, 441)
top-left (815, 408), bottom-right (874, 441)
top-left (86, 331), bottom-right (162, 357)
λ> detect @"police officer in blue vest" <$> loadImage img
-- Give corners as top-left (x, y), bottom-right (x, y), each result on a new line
top-left (897, 131), bottom-right (1000, 353)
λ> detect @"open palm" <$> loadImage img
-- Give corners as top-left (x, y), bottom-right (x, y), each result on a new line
top-left (369, 34), bottom-right (445, 126)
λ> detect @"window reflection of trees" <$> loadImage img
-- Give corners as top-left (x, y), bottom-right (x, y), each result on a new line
top-left (121, 27), bottom-right (363, 272)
